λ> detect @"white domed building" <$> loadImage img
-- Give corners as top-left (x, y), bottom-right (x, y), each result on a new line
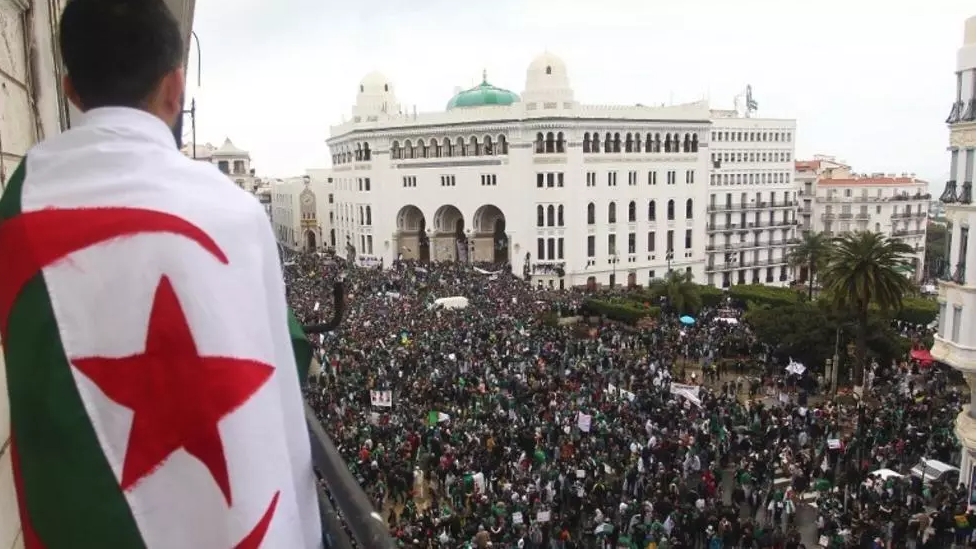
top-left (325, 53), bottom-right (794, 288)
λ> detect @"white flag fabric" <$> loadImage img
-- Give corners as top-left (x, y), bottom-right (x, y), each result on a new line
top-left (9, 108), bottom-right (321, 548)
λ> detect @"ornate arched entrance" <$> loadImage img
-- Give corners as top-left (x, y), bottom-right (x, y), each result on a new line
top-left (434, 205), bottom-right (465, 261)
top-left (627, 271), bottom-right (637, 288)
top-left (472, 204), bottom-right (509, 264)
top-left (305, 230), bottom-right (317, 252)
top-left (394, 205), bottom-right (429, 262)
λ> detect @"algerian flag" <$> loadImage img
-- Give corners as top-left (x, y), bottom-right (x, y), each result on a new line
top-left (0, 146), bottom-right (320, 548)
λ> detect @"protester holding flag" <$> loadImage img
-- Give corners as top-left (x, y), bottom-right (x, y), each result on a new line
top-left (0, 1), bottom-right (320, 547)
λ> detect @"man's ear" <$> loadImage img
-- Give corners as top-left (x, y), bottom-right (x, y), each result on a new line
top-left (63, 75), bottom-right (85, 112)
top-left (158, 67), bottom-right (186, 124)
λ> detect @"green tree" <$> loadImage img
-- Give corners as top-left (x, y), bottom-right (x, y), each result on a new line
top-left (787, 232), bottom-right (829, 300)
top-left (924, 220), bottom-right (948, 278)
top-left (821, 231), bottom-right (913, 389)
top-left (648, 270), bottom-right (702, 315)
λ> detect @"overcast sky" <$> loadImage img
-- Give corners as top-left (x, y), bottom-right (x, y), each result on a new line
top-left (189, 0), bottom-right (974, 193)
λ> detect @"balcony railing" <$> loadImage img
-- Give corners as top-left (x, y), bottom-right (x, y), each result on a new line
top-left (938, 261), bottom-right (968, 285)
top-left (707, 200), bottom-right (797, 212)
top-left (855, 212), bottom-right (870, 220)
top-left (301, 284), bottom-right (398, 549)
top-left (948, 98), bottom-right (977, 123)
top-left (892, 229), bottom-right (926, 237)
top-left (959, 181), bottom-right (973, 205)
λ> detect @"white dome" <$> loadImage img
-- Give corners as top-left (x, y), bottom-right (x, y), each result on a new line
top-left (523, 52), bottom-right (573, 104)
top-left (358, 71), bottom-right (392, 95)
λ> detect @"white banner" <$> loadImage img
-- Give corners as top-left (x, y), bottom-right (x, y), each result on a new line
top-left (370, 390), bottom-right (393, 407)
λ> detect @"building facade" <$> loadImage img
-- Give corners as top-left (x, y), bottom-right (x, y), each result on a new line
top-left (325, 53), bottom-right (742, 289)
top-left (180, 137), bottom-right (259, 192)
top-left (932, 15), bottom-right (976, 493)
top-left (270, 172), bottom-right (335, 253)
top-left (706, 112), bottom-right (799, 287)
top-left (795, 156), bottom-right (929, 279)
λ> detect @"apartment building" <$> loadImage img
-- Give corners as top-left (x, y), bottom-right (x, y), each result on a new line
top-left (795, 156), bottom-right (929, 279)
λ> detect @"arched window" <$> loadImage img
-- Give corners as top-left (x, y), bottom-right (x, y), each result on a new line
top-left (545, 132), bottom-right (555, 153)
top-left (363, 142), bottom-right (372, 160)
top-left (355, 143), bottom-right (362, 161)
top-left (683, 134), bottom-right (691, 153)
top-left (645, 133), bottom-right (653, 153)
top-left (443, 137), bottom-right (452, 157)
top-left (556, 132), bottom-right (565, 153)
top-left (429, 138), bottom-right (439, 158)
top-left (545, 65), bottom-right (552, 75)
top-left (607, 202), bottom-right (617, 223)
top-left (628, 200), bottom-right (636, 222)
top-left (647, 200), bottom-right (656, 221)
top-left (667, 199), bottom-right (675, 220)
top-left (366, 206), bottom-right (373, 225)
top-left (653, 133), bottom-right (662, 153)
top-left (358, 206), bottom-right (364, 225)
top-left (613, 133), bottom-right (622, 153)
top-left (583, 133), bottom-right (591, 153)
top-left (604, 132), bottom-right (613, 153)
top-left (673, 133), bottom-right (681, 152)
top-left (691, 134), bottom-right (699, 152)
top-left (497, 134), bottom-right (508, 155)
top-left (483, 135), bottom-right (494, 155)
top-left (391, 141), bottom-right (401, 159)
top-left (537, 205), bottom-right (544, 227)
top-left (625, 133), bottom-right (634, 153)
top-left (685, 199), bottom-right (693, 219)
top-left (547, 205), bottom-right (555, 226)
top-left (557, 205), bottom-right (564, 226)
top-left (416, 139), bottom-right (426, 158)
top-left (469, 136), bottom-right (479, 156)
top-left (587, 203), bottom-right (595, 225)
top-left (592, 132), bottom-right (600, 153)
top-left (634, 133), bottom-right (641, 153)
top-left (535, 132), bottom-right (545, 153)
top-left (456, 137), bottom-right (466, 156)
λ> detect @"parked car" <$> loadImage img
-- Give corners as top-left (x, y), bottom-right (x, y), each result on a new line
top-left (910, 459), bottom-right (959, 485)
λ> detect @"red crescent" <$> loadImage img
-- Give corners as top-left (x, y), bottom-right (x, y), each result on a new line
top-left (233, 490), bottom-right (281, 549)
top-left (0, 207), bottom-right (229, 338)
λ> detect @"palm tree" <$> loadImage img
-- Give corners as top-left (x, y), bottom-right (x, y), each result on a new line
top-left (650, 270), bottom-right (702, 315)
top-left (787, 232), bottom-right (829, 300)
top-left (821, 231), bottom-right (913, 390)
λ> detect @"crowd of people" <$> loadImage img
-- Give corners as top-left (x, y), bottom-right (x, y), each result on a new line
top-left (283, 250), bottom-right (975, 549)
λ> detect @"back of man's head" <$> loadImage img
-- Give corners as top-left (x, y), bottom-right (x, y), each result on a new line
top-left (60, 0), bottom-right (184, 111)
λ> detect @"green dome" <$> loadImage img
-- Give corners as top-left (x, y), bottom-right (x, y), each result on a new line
top-left (446, 73), bottom-right (520, 110)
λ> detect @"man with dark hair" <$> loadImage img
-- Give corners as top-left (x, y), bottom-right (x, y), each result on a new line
top-left (0, 0), bottom-right (323, 547)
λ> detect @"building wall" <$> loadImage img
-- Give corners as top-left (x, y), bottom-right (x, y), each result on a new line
top-left (933, 14), bottom-right (976, 492)
top-left (270, 176), bottom-right (334, 252)
top-left (705, 115), bottom-right (798, 287)
top-left (795, 158), bottom-right (929, 279)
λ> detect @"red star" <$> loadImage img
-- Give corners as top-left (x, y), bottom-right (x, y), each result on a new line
top-left (72, 275), bottom-right (274, 506)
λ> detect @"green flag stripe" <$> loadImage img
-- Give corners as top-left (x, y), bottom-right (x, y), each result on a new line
top-left (287, 308), bottom-right (312, 388)
top-left (1, 160), bottom-right (145, 547)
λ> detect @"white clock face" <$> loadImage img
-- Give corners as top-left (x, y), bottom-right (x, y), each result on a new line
top-left (302, 194), bottom-right (313, 205)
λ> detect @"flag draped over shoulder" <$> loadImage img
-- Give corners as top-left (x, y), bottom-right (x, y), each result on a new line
top-left (0, 108), bottom-right (322, 549)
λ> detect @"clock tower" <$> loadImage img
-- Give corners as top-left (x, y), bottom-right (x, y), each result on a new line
top-left (299, 177), bottom-right (320, 252)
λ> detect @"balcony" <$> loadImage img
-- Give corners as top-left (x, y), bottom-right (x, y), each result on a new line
top-left (892, 229), bottom-right (926, 237)
top-left (949, 98), bottom-right (977, 124)
top-left (959, 181), bottom-right (973, 205)
top-left (838, 212), bottom-right (854, 220)
top-left (855, 212), bottom-right (870, 220)
top-left (891, 211), bottom-right (914, 219)
top-left (820, 213), bottom-right (837, 221)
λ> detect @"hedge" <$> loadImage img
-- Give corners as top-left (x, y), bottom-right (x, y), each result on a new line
top-left (582, 298), bottom-right (661, 323)
top-left (727, 284), bottom-right (803, 309)
top-left (895, 297), bottom-right (939, 326)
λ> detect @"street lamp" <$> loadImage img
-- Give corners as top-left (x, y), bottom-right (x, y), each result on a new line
top-left (666, 250), bottom-right (675, 273)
